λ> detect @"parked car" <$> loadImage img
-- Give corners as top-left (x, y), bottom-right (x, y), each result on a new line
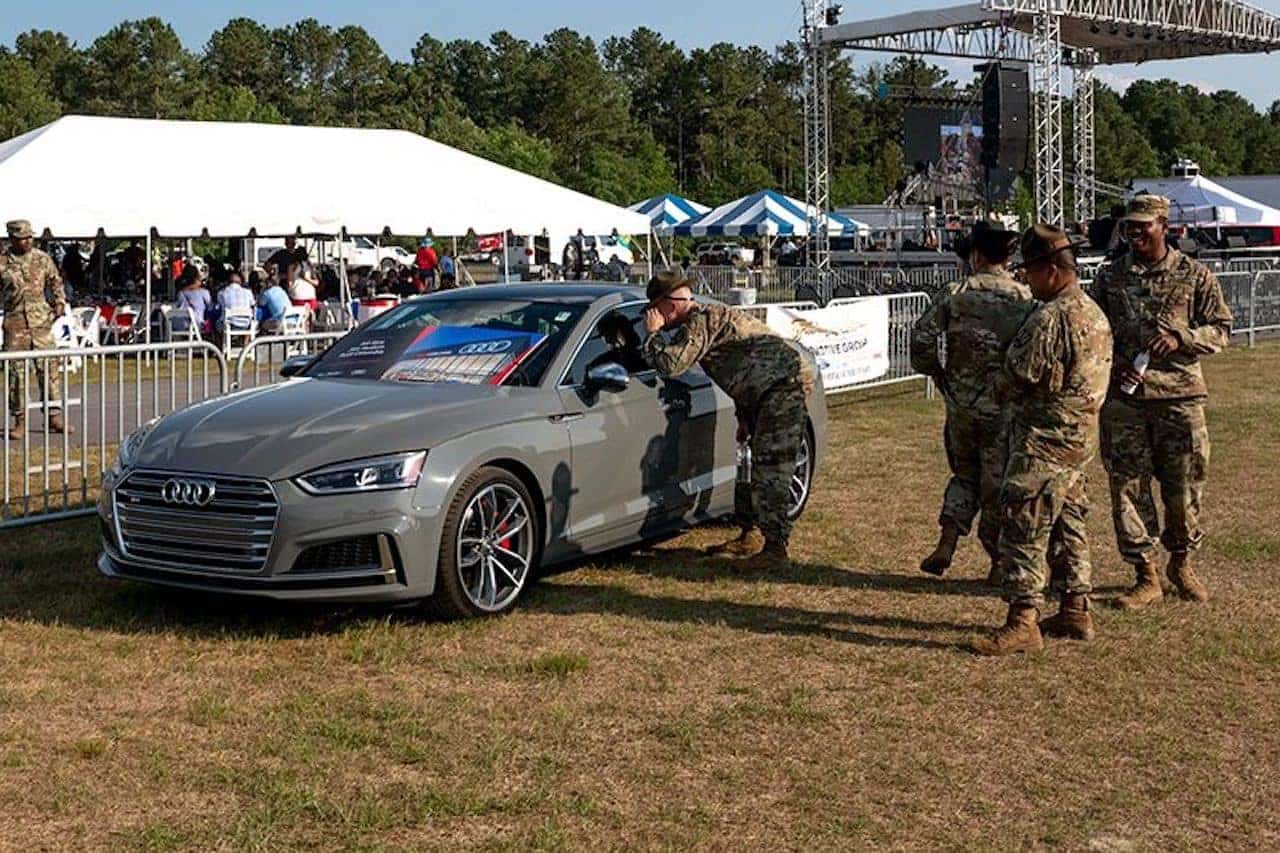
top-left (252, 237), bottom-right (412, 271)
top-left (695, 242), bottom-right (755, 266)
top-left (98, 284), bottom-right (826, 618)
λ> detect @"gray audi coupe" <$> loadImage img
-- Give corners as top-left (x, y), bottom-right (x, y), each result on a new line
top-left (98, 284), bottom-right (827, 618)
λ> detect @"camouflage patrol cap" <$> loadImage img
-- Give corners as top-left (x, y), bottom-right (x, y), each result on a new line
top-left (6, 220), bottom-right (34, 239)
top-left (646, 269), bottom-right (694, 303)
top-left (1124, 194), bottom-right (1171, 223)
top-left (1015, 223), bottom-right (1086, 270)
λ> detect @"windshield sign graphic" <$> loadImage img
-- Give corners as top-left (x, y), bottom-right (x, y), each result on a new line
top-left (382, 326), bottom-right (546, 385)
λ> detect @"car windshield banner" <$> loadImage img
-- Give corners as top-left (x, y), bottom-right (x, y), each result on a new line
top-left (764, 298), bottom-right (890, 390)
top-left (381, 326), bottom-right (547, 385)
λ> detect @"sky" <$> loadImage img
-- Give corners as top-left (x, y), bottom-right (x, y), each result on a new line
top-left (3, 0), bottom-right (1280, 108)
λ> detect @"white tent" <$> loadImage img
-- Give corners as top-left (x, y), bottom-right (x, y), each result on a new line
top-left (1134, 172), bottom-right (1280, 228)
top-left (0, 115), bottom-right (650, 238)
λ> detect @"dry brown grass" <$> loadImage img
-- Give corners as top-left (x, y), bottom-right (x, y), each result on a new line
top-left (2, 344), bottom-right (1279, 851)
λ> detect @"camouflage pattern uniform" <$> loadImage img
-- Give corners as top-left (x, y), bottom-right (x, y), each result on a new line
top-left (643, 303), bottom-right (815, 547)
top-left (1090, 248), bottom-right (1231, 565)
top-left (2, 234), bottom-right (67, 423)
top-left (997, 285), bottom-right (1113, 608)
top-left (910, 270), bottom-right (1034, 560)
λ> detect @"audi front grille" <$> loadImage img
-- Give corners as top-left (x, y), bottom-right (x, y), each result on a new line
top-left (113, 470), bottom-right (279, 573)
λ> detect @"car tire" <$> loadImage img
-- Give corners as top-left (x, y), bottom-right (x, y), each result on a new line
top-left (429, 466), bottom-right (540, 620)
top-left (787, 428), bottom-right (815, 522)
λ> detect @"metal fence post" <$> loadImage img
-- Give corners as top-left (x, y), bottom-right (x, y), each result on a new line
top-left (1250, 272), bottom-right (1258, 348)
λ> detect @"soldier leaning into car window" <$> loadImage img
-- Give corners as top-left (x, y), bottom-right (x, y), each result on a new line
top-left (641, 270), bottom-right (815, 571)
top-left (2, 219), bottom-right (72, 439)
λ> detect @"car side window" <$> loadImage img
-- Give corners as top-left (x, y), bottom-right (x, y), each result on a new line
top-left (563, 304), bottom-right (650, 386)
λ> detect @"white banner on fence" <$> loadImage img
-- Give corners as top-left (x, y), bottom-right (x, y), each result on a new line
top-left (764, 298), bottom-right (890, 390)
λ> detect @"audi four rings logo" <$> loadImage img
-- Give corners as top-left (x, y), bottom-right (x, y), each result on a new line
top-left (161, 478), bottom-right (218, 507)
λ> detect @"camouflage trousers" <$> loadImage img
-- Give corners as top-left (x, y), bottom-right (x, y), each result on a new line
top-left (1100, 397), bottom-right (1209, 565)
top-left (938, 406), bottom-right (1008, 560)
top-left (999, 467), bottom-right (1094, 609)
top-left (4, 325), bottom-right (60, 422)
top-left (738, 378), bottom-right (807, 546)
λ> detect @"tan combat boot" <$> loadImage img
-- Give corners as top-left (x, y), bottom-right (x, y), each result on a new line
top-left (7, 415), bottom-right (24, 440)
top-left (737, 539), bottom-right (789, 573)
top-left (1113, 559), bottom-right (1163, 610)
top-left (970, 603), bottom-right (1043, 656)
top-left (48, 411), bottom-right (75, 435)
top-left (1039, 592), bottom-right (1095, 641)
top-left (1166, 553), bottom-right (1210, 603)
top-left (920, 521), bottom-right (961, 577)
top-left (705, 526), bottom-right (765, 558)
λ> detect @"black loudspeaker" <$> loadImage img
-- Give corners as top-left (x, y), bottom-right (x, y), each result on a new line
top-left (979, 63), bottom-right (1030, 172)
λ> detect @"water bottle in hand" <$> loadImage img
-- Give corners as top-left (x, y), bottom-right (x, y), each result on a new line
top-left (1120, 351), bottom-right (1151, 396)
top-left (736, 442), bottom-right (753, 484)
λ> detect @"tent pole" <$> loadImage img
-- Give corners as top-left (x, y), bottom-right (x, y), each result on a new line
top-left (144, 231), bottom-right (152, 345)
top-left (502, 231), bottom-right (510, 283)
top-left (646, 231), bottom-right (653, 279)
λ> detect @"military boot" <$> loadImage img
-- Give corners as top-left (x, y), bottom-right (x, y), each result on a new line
top-left (7, 415), bottom-right (24, 440)
top-left (705, 527), bottom-right (765, 558)
top-left (737, 539), bottom-right (789, 573)
top-left (1113, 559), bottom-right (1163, 610)
top-left (48, 411), bottom-right (74, 435)
top-left (970, 603), bottom-right (1043, 657)
top-left (1039, 593), bottom-right (1095, 641)
top-left (1166, 553), bottom-right (1210, 603)
top-left (920, 522), bottom-right (961, 577)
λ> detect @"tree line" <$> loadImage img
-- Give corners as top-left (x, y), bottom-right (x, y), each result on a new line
top-left (3, 17), bottom-right (1280, 210)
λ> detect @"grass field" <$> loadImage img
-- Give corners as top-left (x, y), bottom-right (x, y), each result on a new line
top-left (2, 343), bottom-right (1279, 851)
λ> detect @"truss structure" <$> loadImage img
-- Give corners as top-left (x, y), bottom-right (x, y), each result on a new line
top-left (802, 0), bottom-right (833, 276)
top-left (815, 0), bottom-right (1280, 226)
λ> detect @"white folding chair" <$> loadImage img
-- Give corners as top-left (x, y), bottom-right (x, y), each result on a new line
top-left (281, 305), bottom-right (309, 337)
top-left (164, 307), bottom-right (201, 345)
top-left (73, 306), bottom-right (102, 348)
top-left (222, 308), bottom-right (258, 360)
top-left (51, 314), bottom-right (84, 374)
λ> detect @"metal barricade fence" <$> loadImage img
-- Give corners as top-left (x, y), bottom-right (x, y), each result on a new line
top-left (2, 341), bottom-right (228, 529)
top-left (826, 292), bottom-right (933, 394)
top-left (232, 331), bottom-right (350, 390)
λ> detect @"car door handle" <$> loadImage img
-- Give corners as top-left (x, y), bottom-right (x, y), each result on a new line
top-left (549, 413), bottom-right (584, 424)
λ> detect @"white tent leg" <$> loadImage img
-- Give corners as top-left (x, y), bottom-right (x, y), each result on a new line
top-left (646, 231), bottom-right (653, 279)
top-left (144, 231), bottom-right (152, 344)
top-left (502, 232), bottom-right (510, 283)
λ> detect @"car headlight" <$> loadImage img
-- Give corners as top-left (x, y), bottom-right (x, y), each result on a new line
top-left (116, 417), bottom-right (160, 471)
top-left (295, 451), bottom-right (427, 496)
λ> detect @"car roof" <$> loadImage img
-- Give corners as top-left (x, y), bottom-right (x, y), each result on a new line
top-left (413, 282), bottom-right (646, 303)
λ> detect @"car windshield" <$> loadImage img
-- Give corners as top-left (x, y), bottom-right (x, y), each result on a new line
top-left (307, 297), bottom-right (588, 387)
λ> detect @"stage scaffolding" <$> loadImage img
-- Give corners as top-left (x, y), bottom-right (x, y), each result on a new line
top-left (806, 0), bottom-right (1280, 226)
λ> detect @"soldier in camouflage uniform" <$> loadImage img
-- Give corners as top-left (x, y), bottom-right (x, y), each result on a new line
top-left (642, 270), bottom-right (815, 571)
top-left (1090, 194), bottom-right (1232, 608)
top-left (910, 219), bottom-right (1034, 582)
top-left (2, 220), bottom-right (71, 438)
top-left (972, 225), bottom-right (1113, 657)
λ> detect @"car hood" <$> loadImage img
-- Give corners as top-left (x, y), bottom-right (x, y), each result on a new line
top-left (133, 379), bottom-right (550, 480)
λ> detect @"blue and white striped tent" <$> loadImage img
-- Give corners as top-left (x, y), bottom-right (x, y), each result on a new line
top-left (670, 189), bottom-right (865, 237)
top-left (628, 193), bottom-right (711, 235)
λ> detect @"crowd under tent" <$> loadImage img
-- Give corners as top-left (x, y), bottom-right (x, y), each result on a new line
top-left (0, 115), bottom-right (651, 333)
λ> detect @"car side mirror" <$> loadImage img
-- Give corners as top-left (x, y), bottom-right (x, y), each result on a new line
top-left (585, 362), bottom-right (629, 393)
top-left (279, 354), bottom-right (316, 378)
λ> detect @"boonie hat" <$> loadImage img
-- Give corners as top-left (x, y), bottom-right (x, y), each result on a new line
top-left (1123, 194), bottom-right (1171, 223)
top-left (6, 219), bottom-right (34, 239)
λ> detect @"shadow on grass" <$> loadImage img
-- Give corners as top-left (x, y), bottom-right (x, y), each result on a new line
top-left (525, 579), bottom-right (975, 652)
top-left (624, 547), bottom-right (999, 599)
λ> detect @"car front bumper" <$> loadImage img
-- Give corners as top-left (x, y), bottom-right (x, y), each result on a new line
top-left (97, 470), bottom-right (446, 604)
